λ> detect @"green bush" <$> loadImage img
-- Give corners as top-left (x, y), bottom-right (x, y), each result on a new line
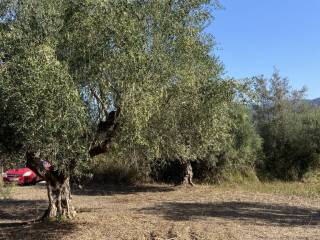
top-left (89, 154), bottom-right (150, 185)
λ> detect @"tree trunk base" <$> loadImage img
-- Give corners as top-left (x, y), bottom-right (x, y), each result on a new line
top-left (182, 161), bottom-right (195, 187)
top-left (42, 177), bottom-right (76, 220)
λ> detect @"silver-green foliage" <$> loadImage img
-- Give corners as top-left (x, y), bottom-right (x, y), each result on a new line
top-left (0, 0), bottom-right (236, 175)
top-left (0, 44), bottom-right (88, 170)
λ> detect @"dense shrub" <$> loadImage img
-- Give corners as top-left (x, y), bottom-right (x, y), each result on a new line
top-left (253, 71), bottom-right (320, 180)
top-left (90, 103), bottom-right (262, 185)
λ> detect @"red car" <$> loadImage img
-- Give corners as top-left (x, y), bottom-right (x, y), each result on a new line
top-left (2, 167), bottom-right (39, 185)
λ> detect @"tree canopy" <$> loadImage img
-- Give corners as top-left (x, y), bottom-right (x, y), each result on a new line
top-left (0, 0), bottom-right (237, 218)
top-left (1, 0), bottom-right (235, 169)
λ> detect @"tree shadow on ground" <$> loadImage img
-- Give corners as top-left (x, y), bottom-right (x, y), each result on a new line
top-left (0, 221), bottom-right (78, 240)
top-left (0, 199), bottom-right (78, 240)
top-left (137, 201), bottom-right (320, 227)
top-left (73, 184), bottom-right (174, 196)
top-left (0, 199), bottom-right (47, 222)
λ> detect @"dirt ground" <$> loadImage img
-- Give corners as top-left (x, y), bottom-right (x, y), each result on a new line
top-left (0, 183), bottom-right (320, 240)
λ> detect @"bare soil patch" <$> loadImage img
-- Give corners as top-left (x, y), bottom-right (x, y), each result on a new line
top-left (0, 184), bottom-right (319, 240)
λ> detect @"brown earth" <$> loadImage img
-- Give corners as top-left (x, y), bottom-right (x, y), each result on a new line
top-left (0, 183), bottom-right (319, 240)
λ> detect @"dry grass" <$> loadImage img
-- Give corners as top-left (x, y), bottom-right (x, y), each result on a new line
top-left (0, 179), bottom-right (13, 199)
top-left (1, 182), bottom-right (320, 240)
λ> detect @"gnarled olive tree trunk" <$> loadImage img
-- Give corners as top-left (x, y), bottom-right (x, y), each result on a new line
top-left (26, 152), bottom-right (76, 220)
top-left (43, 174), bottom-right (76, 220)
top-left (25, 108), bottom-right (120, 221)
top-left (181, 160), bottom-right (194, 186)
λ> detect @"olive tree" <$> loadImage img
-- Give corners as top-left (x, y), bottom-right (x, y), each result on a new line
top-left (0, 0), bottom-right (231, 219)
top-left (0, 45), bottom-right (88, 218)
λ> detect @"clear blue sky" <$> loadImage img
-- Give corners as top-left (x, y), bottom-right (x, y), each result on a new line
top-left (207, 0), bottom-right (319, 99)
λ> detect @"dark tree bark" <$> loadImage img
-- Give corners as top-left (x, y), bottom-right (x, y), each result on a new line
top-left (181, 160), bottom-right (194, 186)
top-left (26, 151), bottom-right (75, 220)
top-left (89, 108), bottom-right (120, 157)
top-left (43, 175), bottom-right (75, 219)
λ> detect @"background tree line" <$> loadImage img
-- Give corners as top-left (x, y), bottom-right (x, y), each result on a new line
top-left (91, 69), bottom-right (320, 184)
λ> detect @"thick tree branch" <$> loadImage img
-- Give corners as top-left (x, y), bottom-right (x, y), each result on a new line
top-left (89, 138), bottom-right (112, 157)
top-left (90, 87), bottom-right (108, 117)
top-left (89, 107), bottom-right (121, 157)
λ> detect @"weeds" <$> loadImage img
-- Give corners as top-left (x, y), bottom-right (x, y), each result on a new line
top-left (0, 179), bottom-right (13, 199)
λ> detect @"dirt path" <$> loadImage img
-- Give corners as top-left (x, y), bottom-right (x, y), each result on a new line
top-left (0, 184), bottom-right (319, 240)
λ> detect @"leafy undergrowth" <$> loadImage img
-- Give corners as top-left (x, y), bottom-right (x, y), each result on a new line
top-left (0, 182), bottom-right (320, 240)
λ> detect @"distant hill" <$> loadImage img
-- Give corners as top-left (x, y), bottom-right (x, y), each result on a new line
top-left (306, 98), bottom-right (320, 106)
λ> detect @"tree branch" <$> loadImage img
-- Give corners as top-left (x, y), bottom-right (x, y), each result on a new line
top-left (90, 87), bottom-right (108, 117)
top-left (89, 107), bottom-right (121, 157)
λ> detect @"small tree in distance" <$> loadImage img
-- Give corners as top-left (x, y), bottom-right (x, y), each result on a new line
top-left (252, 69), bottom-right (320, 180)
